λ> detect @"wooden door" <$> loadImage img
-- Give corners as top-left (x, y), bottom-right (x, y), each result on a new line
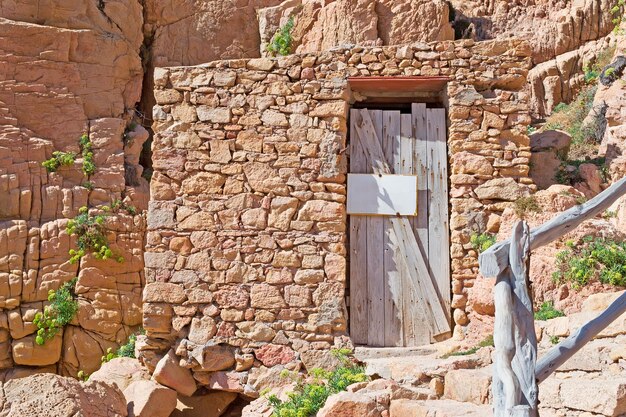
top-left (349, 105), bottom-right (451, 347)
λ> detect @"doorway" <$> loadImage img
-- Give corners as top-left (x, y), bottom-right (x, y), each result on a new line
top-left (348, 104), bottom-right (451, 347)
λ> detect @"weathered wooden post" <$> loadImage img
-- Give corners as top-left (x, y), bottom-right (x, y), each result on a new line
top-left (488, 221), bottom-right (538, 417)
top-left (480, 176), bottom-right (626, 416)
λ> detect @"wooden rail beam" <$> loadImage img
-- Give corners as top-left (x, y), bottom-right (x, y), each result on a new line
top-left (536, 291), bottom-right (626, 383)
top-left (479, 176), bottom-right (626, 278)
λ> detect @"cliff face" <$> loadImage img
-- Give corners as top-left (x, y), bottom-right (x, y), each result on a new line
top-left (449, 0), bottom-right (617, 64)
top-left (0, 1), bottom-right (147, 376)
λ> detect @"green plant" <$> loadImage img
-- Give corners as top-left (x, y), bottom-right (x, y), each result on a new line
top-left (266, 17), bottom-right (294, 57)
top-left (77, 370), bottom-right (90, 381)
top-left (527, 125), bottom-right (537, 135)
top-left (79, 134), bottom-right (96, 177)
top-left (268, 350), bottom-right (367, 417)
top-left (443, 335), bottom-right (493, 358)
top-left (66, 206), bottom-right (123, 264)
top-left (33, 278), bottom-right (79, 345)
top-left (555, 157), bottom-right (608, 187)
top-left (549, 335), bottom-right (560, 345)
top-left (553, 102), bottom-right (569, 113)
top-left (604, 210), bottom-right (617, 219)
top-left (82, 181), bottom-right (94, 191)
top-left (611, 0), bottom-right (625, 33)
top-left (534, 301), bottom-right (565, 321)
top-left (42, 151), bottom-right (76, 172)
top-left (101, 330), bottom-right (142, 363)
top-left (583, 65), bottom-right (600, 84)
top-left (111, 199), bottom-right (137, 216)
top-left (553, 236), bottom-right (626, 288)
top-left (514, 196), bottom-right (541, 218)
top-left (479, 334), bottom-right (494, 348)
top-left (123, 122), bottom-right (138, 146)
top-left (470, 233), bottom-right (496, 253)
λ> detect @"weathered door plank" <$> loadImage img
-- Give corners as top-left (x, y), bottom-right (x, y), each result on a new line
top-left (426, 108), bottom-right (451, 331)
top-left (383, 111), bottom-right (403, 347)
top-left (410, 103), bottom-right (432, 345)
top-left (367, 110), bottom-right (385, 347)
top-left (349, 108), bottom-right (368, 344)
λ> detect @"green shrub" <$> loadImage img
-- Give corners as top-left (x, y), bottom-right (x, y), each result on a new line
top-left (514, 196), bottom-right (541, 218)
top-left (534, 301), bottom-right (565, 321)
top-left (267, 17), bottom-right (294, 57)
top-left (443, 335), bottom-right (494, 358)
top-left (553, 236), bottom-right (626, 288)
top-left (123, 121), bottom-right (138, 146)
top-left (82, 181), bottom-right (94, 191)
top-left (584, 65), bottom-right (600, 84)
top-left (111, 199), bottom-right (137, 216)
top-left (612, 0), bottom-right (625, 33)
top-left (42, 151), bottom-right (76, 172)
top-left (555, 157), bottom-right (608, 187)
top-left (79, 134), bottom-right (96, 177)
top-left (66, 206), bottom-right (123, 264)
top-left (268, 350), bottom-right (367, 417)
top-left (102, 330), bottom-right (142, 364)
top-left (33, 278), bottom-right (79, 345)
top-left (470, 233), bottom-right (496, 253)
top-left (550, 335), bottom-right (560, 345)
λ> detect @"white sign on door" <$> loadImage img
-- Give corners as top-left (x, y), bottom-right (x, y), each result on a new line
top-left (347, 174), bottom-right (418, 216)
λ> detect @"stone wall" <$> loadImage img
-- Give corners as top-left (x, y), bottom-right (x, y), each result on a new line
top-left (0, 1), bottom-right (147, 377)
top-left (144, 38), bottom-right (533, 395)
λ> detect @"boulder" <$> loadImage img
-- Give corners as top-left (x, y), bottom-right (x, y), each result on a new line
top-left (123, 380), bottom-right (177, 417)
top-left (172, 391), bottom-right (238, 417)
top-left (389, 399), bottom-right (492, 417)
top-left (12, 333), bottom-right (63, 366)
top-left (467, 276), bottom-right (495, 316)
top-left (0, 373), bottom-right (127, 417)
top-left (539, 376), bottom-right (626, 416)
top-left (530, 151), bottom-right (562, 190)
top-left (89, 357), bottom-right (151, 391)
top-left (153, 349), bottom-right (197, 397)
top-left (443, 369), bottom-right (491, 405)
top-left (317, 391), bottom-right (386, 417)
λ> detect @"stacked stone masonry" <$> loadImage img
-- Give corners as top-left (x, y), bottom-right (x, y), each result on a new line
top-left (145, 38), bottom-right (533, 394)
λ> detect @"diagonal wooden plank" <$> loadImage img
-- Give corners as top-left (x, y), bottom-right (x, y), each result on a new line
top-left (400, 112), bottom-right (430, 346)
top-left (349, 108), bottom-right (368, 344)
top-left (353, 109), bottom-right (451, 336)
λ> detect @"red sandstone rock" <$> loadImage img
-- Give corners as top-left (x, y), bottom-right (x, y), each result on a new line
top-left (0, 373), bottom-right (127, 417)
top-left (124, 379), bottom-right (177, 417)
top-left (255, 344), bottom-right (296, 367)
top-left (152, 350), bottom-right (197, 397)
top-left (89, 357), bottom-right (151, 391)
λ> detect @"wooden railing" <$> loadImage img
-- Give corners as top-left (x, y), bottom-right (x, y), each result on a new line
top-left (478, 177), bottom-right (626, 417)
